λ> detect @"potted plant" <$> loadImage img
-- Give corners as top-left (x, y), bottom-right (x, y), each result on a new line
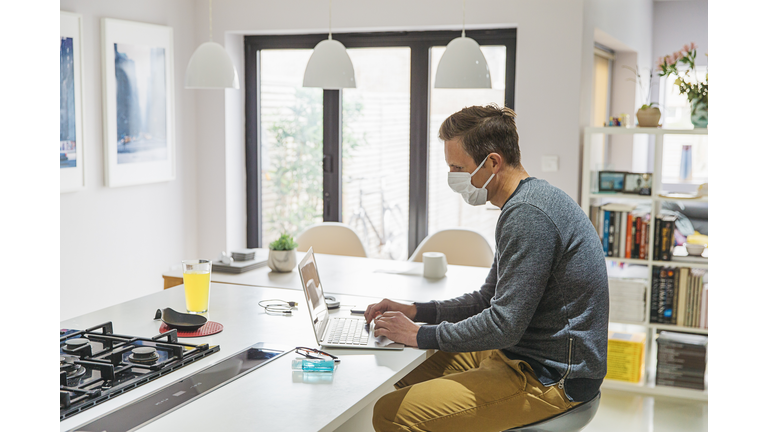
top-left (268, 233), bottom-right (298, 272)
top-left (624, 65), bottom-right (661, 128)
top-left (657, 43), bottom-right (708, 128)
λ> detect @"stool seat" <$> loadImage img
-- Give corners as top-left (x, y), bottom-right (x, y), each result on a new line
top-left (502, 391), bottom-right (601, 432)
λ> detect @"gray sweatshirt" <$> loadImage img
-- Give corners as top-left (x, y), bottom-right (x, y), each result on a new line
top-left (415, 177), bottom-right (609, 402)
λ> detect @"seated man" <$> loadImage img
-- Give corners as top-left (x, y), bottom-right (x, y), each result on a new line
top-left (366, 104), bottom-right (609, 432)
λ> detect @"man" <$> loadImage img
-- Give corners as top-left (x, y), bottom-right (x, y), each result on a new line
top-left (366, 104), bottom-right (609, 432)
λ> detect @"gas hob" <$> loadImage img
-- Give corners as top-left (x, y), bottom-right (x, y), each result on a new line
top-left (60, 322), bottom-right (219, 421)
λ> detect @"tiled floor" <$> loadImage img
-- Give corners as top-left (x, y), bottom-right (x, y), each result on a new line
top-left (585, 389), bottom-right (708, 432)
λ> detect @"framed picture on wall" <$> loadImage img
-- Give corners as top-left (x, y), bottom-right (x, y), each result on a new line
top-left (61, 11), bottom-right (86, 192)
top-left (101, 18), bottom-right (175, 187)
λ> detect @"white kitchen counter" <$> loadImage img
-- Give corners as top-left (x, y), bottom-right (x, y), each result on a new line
top-left (163, 250), bottom-right (491, 303)
top-left (60, 283), bottom-right (432, 432)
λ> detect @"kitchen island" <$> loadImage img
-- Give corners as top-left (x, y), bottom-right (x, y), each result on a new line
top-left (60, 283), bottom-right (433, 432)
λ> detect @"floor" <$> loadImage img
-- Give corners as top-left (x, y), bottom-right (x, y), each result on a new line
top-left (336, 388), bottom-right (708, 431)
top-left (584, 389), bottom-right (708, 432)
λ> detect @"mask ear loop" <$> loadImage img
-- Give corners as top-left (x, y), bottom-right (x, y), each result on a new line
top-left (472, 154), bottom-right (495, 189)
top-left (470, 154), bottom-right (491, 177)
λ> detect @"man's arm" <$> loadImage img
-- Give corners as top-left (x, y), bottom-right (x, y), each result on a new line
top-left (417, 204), bottom-right (560, 351)
top-left (411, 255), bottom-right (499, 324)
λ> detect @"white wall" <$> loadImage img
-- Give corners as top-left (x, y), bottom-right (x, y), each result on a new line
top-left (59, 0), bottom-right (199, 320)
top-left (653, 0), bottom-right (708, 67)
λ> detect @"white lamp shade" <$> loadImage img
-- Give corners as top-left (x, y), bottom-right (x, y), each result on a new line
top-left (185, 42), bottom-right (240, 89)
top-left (434, 36), bottom-right (491, 89)
top-left (303, 39), bottom-right (356, 89)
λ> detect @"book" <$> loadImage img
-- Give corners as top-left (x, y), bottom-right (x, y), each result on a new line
top-left (663, 267), bottom-right (675, 324)
top-left (608, 211), bottom-right (616, 257)
top-left (619, 212), bottom-right (627, 258)
top-left (600, 203), bottom-right (637, 212)
top-left (212, 253), bottom-right (268, 274)
top-left (639, 219), bottom-right (648, 260)
top-left (650, 266), bottom-right (661, 323)
top-left (625, 213), bottom-right (633, 258)
top-left (676, 268), bottom-right (690, 326)
top-left (653, 217), bottom-right (662, 261)
top-left (590, 205), bottom-right (600, 233)
top-left (701, 284), bottom-right (708, 329)
top-left (671, 267), bottom-right (680, 325)
top-left (659, 215), bottom-right (677, 261)
top-left (602, 210), bottom-right (610, 256)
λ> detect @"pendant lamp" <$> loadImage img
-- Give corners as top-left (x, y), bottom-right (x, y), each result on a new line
top-left (434, 0), bottom-right (491, 89)
top-left (185, 0), bottom-right (239, 89)
top-left (303, 0), bottom-right (356, 89)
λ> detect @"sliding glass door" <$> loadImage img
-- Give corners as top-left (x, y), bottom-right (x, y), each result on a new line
top-left (245, 29), bottom-right (516, 258)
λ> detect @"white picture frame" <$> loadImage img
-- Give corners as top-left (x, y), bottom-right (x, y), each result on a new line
top-left (60, 12), bottom-right (86, 192)
top-left (101, 18), bottom-right (175, 187)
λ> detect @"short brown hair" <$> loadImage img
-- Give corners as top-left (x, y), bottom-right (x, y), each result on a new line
top-left (438, 103), bottom-right (521, 168)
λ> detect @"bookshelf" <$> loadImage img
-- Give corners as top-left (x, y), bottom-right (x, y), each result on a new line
top-left (581, 127), bottom-right (708, 401)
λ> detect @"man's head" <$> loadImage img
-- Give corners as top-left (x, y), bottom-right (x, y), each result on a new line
top-left (439, 103), bottom-right (521, 169)
top-left (440, 104), bottom-right (524, 206)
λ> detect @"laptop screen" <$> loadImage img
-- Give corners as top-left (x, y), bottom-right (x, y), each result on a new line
top-left (298, 248), bottom-right (328, 341)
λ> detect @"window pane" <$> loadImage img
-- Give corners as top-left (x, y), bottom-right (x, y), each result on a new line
top-left (342, 48), bottom-right (411, 260)
top-left (427, 46), bottom-right (506, 250)
top-left (260, 50), bottom-right (324, 244)
top-left (660, 72), bottom-right (708, 187)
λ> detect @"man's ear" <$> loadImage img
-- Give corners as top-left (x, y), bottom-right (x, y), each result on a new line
top-left (489, 153), bottom-right (503, 172)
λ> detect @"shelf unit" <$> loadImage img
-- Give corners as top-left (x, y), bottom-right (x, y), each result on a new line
top-left (581, 127), bottom-right (708, 401)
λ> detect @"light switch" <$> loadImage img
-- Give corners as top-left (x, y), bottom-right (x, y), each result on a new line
top-left (542, 155), bottom-right (559, 172)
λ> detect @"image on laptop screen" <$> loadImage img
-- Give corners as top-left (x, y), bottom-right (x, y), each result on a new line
top-left (298, 249), bottom-right (328, 335)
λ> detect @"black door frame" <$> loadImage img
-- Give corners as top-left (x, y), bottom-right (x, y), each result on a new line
top-left (244, 28), bottom-right (517, 254)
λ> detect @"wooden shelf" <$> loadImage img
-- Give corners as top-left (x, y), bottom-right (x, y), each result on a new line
top-left (589, 193), bottom-right (653, 201)
top-left (585, 127), bottom-right (708, 136)
top-left (650, 324), bottom-right (708, 335)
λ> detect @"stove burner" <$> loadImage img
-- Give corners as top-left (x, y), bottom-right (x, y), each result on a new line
top-left (129, 346), bottom-right (159, 364)
top-left (66, 338), bottom-right (89, 350)
top-left (60, 355), bottom-right (86, 380)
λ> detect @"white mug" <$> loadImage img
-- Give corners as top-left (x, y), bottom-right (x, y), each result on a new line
top-left (422, 252), bottom-right (448, 279)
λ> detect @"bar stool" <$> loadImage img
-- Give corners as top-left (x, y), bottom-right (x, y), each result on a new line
top-left (502, 391), bottom-right (601, 432)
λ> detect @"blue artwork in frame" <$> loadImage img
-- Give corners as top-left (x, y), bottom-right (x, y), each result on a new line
top-left (60, 37), bottom-right (77, 169)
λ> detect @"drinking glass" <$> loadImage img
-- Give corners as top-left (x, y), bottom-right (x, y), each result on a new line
top-left (182, 260), bottom-right (212, 314)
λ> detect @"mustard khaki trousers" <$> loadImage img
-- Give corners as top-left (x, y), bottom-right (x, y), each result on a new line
top-left (372, 350), bottom-right (579, 432)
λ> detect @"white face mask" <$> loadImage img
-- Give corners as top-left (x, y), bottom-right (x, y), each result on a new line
top-left (447, 154), bottom-right (495, 206)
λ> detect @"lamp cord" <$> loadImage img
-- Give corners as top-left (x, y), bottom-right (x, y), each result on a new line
top-left (462, 0), bottom-right (466, 37)
top-left (209, 0), bottom-right (213, 42)
top-left (329, 0), bottom-right (333, 40)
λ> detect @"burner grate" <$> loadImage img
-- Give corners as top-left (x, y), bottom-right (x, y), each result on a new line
top-left (59, 322), bottom-right (219, 421)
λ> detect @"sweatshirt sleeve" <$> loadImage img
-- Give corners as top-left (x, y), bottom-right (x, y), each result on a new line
top-left (431, 204), bottom-right (561, 352)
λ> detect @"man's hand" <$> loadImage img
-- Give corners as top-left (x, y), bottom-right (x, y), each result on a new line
top-left (364, 299), bottom-right (417, 325)
top-left (373, 311), bottom-right (420, 347)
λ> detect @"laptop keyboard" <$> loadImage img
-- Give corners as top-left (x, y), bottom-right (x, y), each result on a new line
top-left (327, 318), bottom-right (369, 345)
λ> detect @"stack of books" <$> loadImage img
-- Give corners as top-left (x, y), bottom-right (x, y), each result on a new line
top-left (650, 266), bottom-right (708, 328)
top-left (655, 331), bottom-right (707, 391)
top-left (608, 278), bottom-right (646, 323)
top-left (653, 215), bottom-right (678, 261)
top-left (232, 249), bottom-right (258, 261)
top-left (606, 331), bottom-right (646, 383)
top-left (589, 203), bottom-right (650, 259)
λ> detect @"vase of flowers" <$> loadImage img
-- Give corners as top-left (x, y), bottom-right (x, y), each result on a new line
top-left (657, 42), bottom-right (708, 128)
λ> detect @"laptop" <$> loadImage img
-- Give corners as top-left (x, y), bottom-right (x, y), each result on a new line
top-left (298, 247), bottom-right (404, 350)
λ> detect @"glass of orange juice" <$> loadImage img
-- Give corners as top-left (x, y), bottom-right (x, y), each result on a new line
top-left (182, 260), bottom-right (212, 314)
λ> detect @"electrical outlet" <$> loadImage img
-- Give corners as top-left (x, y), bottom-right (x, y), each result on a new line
top-left (542, 155), bottom-right (559, 172)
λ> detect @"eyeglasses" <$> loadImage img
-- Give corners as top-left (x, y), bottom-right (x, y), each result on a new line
top-left (295, 347), bottom-right (340, 363)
